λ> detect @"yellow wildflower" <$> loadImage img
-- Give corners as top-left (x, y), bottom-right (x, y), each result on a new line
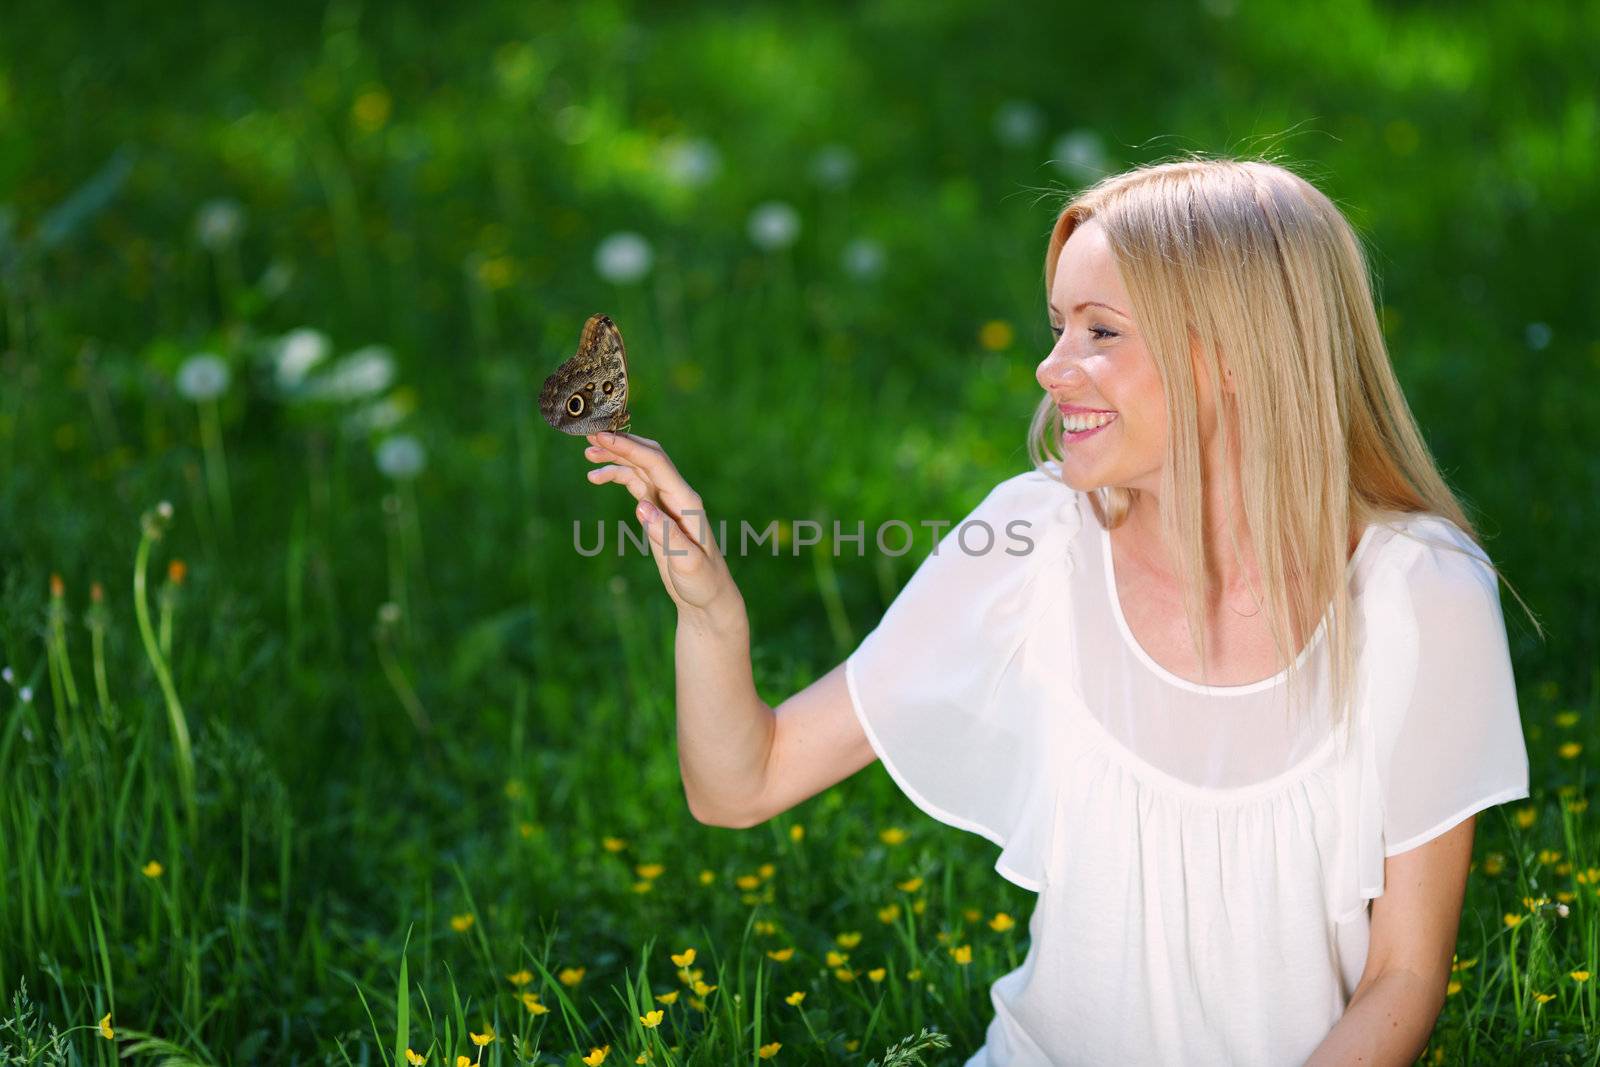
top-left (879, 827), bottom-right (908, 845)
top-left (1573, 971), bottom-right (1591, 982)
top-left (98, 1013), bottom-right (114, 1039)
top-left (878, 903), bottom-right (901, 923)
top-left (1515, 806), bottom-right (1537, 829)
top-left (635, 863), bottom-right (665, 879)
top-left (1534, 991), bottom-right (1555, 1004)
top-left (758, 862), bottom-right (776, 879)
top-left (978, 320), bottom-right (1014, 351)
top-left (1504, 913), bottom-right (1522, 928)
top-left (736, 874), bottom-right (761, 890)
top-left (654, 989), bottom-right (680, 1005)
top-left (906, 968), bottom-right (923, 981)
top-left (450, 913), bottom-right (474, 932)
top-left (962, 907), bottom-right (981, 923)
top-left (833, 967), bottom-right (856, 982)
top-left (896, 877), bottom-right (923, 893)
top-left (640, 1009), bottom-right (664, 1028)
top-left (785, 991), bottom-right (806, 1006)
top-left (867, 967), bottom-right (887, 983)
top-left (1554, 709), bottom-right (1579, 727)
top-left (758, 1042), bottom-right (781, 1059)
top-left (671, 948), bottom-right (696, 967)
top-left (405, 1051), bottom-right (426, 1065)
top-left (990, 913), bottom-right (1017, 932)
top-left (789, 824), bottom-right (805, 842)
top-left (1558, 742), bottom-right (1582, 760)
top-left (698, 869), bottom-right (716, 885)
top-left (767, 946), bottom-right (795, 962)
top-left (457, 1058), bottom-right (471, 1067)
top-left (507, 969), bottom-right (533, 986)
top-left (691, 979), bottom-right (717, 997)
top-left (141, 861), bottom-right (164, 879)
top-left (836, 931), bottom-right (862, 948)
top-left (825, 950), bottom-right (849, 967)
top-left (1482, 852), bottom-right (1505, 876)
top-left (602, 836), bottom-right (627, 852)
top-left (559, 966), bottom-right (586, 986)
top-left (950, 944), bottom-right (973, 965)
top-left (470, 1026), bottom-right (494, 1046)
top-left (845, 1039), bottom-right (860, 1052)
top-left (522, 992), bottom-right (548, 1014)
top-left (581, 1047), bottom-right (610, 1065)
top-left (1446, 980), bottom-right (1461, 996)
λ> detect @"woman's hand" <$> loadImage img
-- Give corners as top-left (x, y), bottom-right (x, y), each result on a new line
top-left (583, 431), bottom-right (742, 616)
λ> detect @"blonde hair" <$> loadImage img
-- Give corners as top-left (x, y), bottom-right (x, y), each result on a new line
top-left (1028, 153), bottom-right (1542, 738)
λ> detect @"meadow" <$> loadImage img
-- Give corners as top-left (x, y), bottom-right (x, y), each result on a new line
top-left (0, 2), bottom-right (1596, 1064)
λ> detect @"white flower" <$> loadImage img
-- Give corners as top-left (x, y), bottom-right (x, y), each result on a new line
top-left (810, 145), bottom-right (857, 190)
top-left (258, 260), bottom-right (294, 299)
top-left (274, 328), bottom-right (331, 390)
top-left (747, 201), bottom-right (800, 251)
top-left (1, 666), bottom-right (12, 685)
top-left (375, 434), bottom-right (427, 480)
top-left (194, 198), bottom-right (245, 251)
top-left (302, 346), bottom-right (397, 403)
top-left (594, 232), bottom-right (654, 285)
top-left (1525, 322), bottom-right (1552, 350)
top-left (842, 237), bottom-right (885, 280)
top-left (993, 100), bottom-right (1045, 147)
top-left (343, 394), bottom-right (411, 436)
top-left (1051, 129), bottom-right (1110, 184)
top-left (176, 353), bottom-right (231, 402)
top-left (659, 137), bottom-right (721, 187)
top-left (18, 685), bottom-right (32, 704)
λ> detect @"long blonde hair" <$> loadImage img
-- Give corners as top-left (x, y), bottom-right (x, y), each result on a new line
top-left (1028, 153), bottom-right (1542, 737)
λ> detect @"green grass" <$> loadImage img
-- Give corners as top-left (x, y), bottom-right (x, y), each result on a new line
top-left (0, 2), bottom-right (1597, 1063)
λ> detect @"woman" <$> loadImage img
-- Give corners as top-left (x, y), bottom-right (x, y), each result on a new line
top-left (581, 156), bottom-right (1539, 1065)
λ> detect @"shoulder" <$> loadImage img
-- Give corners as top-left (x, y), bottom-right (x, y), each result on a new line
top-left (977, 461), bottom-right (1081, 525)
top-left (1363, 511), bottom-right (1497, 630)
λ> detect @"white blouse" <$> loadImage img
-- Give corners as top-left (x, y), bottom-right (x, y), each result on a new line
top-left (844, 463), bottom-right (1531, 1066)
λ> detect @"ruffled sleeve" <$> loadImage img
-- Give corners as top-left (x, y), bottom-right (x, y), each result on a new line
top-left (1330, 516), bottom-right (1532, 924)
top-left (844, 466), bottom-right (1082, 892)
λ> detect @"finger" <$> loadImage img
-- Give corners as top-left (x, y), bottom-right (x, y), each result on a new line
top-left (586, 464), bottom-right (658, 505)
top-left (592, 433), bottom-right (701, 516)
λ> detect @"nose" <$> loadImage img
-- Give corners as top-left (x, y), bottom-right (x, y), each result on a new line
top-left (1036, 343), bottom-right (1090, 393)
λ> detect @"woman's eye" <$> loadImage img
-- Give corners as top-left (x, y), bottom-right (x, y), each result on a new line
top-left (1048, 324), bottom-right (1117, 341)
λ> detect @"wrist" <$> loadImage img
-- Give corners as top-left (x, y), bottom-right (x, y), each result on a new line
top-left (681, 585), bottom-right (747, 637)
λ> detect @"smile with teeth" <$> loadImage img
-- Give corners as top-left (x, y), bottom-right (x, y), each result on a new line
top-left (1063, 411), bottom-right (1117, 433)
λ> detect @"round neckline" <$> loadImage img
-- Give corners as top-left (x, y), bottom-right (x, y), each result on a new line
top-left (1099, 518), bottom-right (1382, 697)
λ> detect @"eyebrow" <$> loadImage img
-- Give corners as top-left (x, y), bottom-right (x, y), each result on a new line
top-left (1048, 300), bottom-right (1128, 318)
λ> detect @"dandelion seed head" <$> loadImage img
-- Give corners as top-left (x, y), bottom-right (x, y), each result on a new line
top-left (993, 100), bottom-right (1045, 147)
top-left (747, 201), bottom-right (801, 251)
top-left (842, 237), bottom-right (885, 280)
top-left (274, 328), bottom-right (332, 389)
top-left (19, 685), bottom-right (32, 703)
top-left (157, 500), bottom-right (173, 520)
top-left (194, 198), bottom-right (245, 250)
top-left (659, 137), bottom-right (721, 187)
top-left (594, 231), bottom-right (654, 285)
top-left (810, 144), bottom-right (857, 190)
top-left (376, 434), bottom-right (427, 480)
top-left (303, 346), bottom-right (397, 403)
top-left (1051, 128), bottom-right (1111, 184)
top-left (176, 354), bottom-right (231, 402)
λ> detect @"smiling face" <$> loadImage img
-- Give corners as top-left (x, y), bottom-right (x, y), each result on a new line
top-left (1037, 217), bottom-right (1225, 499)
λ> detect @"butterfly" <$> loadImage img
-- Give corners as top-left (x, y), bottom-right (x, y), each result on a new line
top-left (539, 313), bottom-right (632, 434)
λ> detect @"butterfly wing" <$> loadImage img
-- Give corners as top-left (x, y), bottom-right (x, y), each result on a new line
top-left (540, 314), bottom-right (631, 434)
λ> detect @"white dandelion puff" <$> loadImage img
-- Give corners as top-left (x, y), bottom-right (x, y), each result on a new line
top-left (1051, 129), bottom-right (1110, 184)
top-left (810, 144), bottom-right (857, 190)
top-left (660, 137), bottom-right (722, 187)
top-left (376, 434), bottom-right (427, 480)
top-left (176, 353), bottom-right (231, 402)
top-left (302, 346), bottom-right (397, 403)
top-left (748, 201), bottom-right (800, 251)
top-left (842, 237), bottom-right (885, 280)
top-left (594, 231), bottom-right (654, 285)
top-left (343, 393), bottom-right (411, 436)
top-left (194, 198), bottom-right (245, 251)
top-left (274, 328), bottom-right (331, 390)
top-left (993, 100), bottom-right (1045, 147)
top-left (19, 685), bottom-right (33, 704)
top-left (1, 666), bottom-right (12, 685)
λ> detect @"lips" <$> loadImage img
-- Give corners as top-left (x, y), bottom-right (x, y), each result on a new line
top-left (1058, 403), bottom-right (1116, 415)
